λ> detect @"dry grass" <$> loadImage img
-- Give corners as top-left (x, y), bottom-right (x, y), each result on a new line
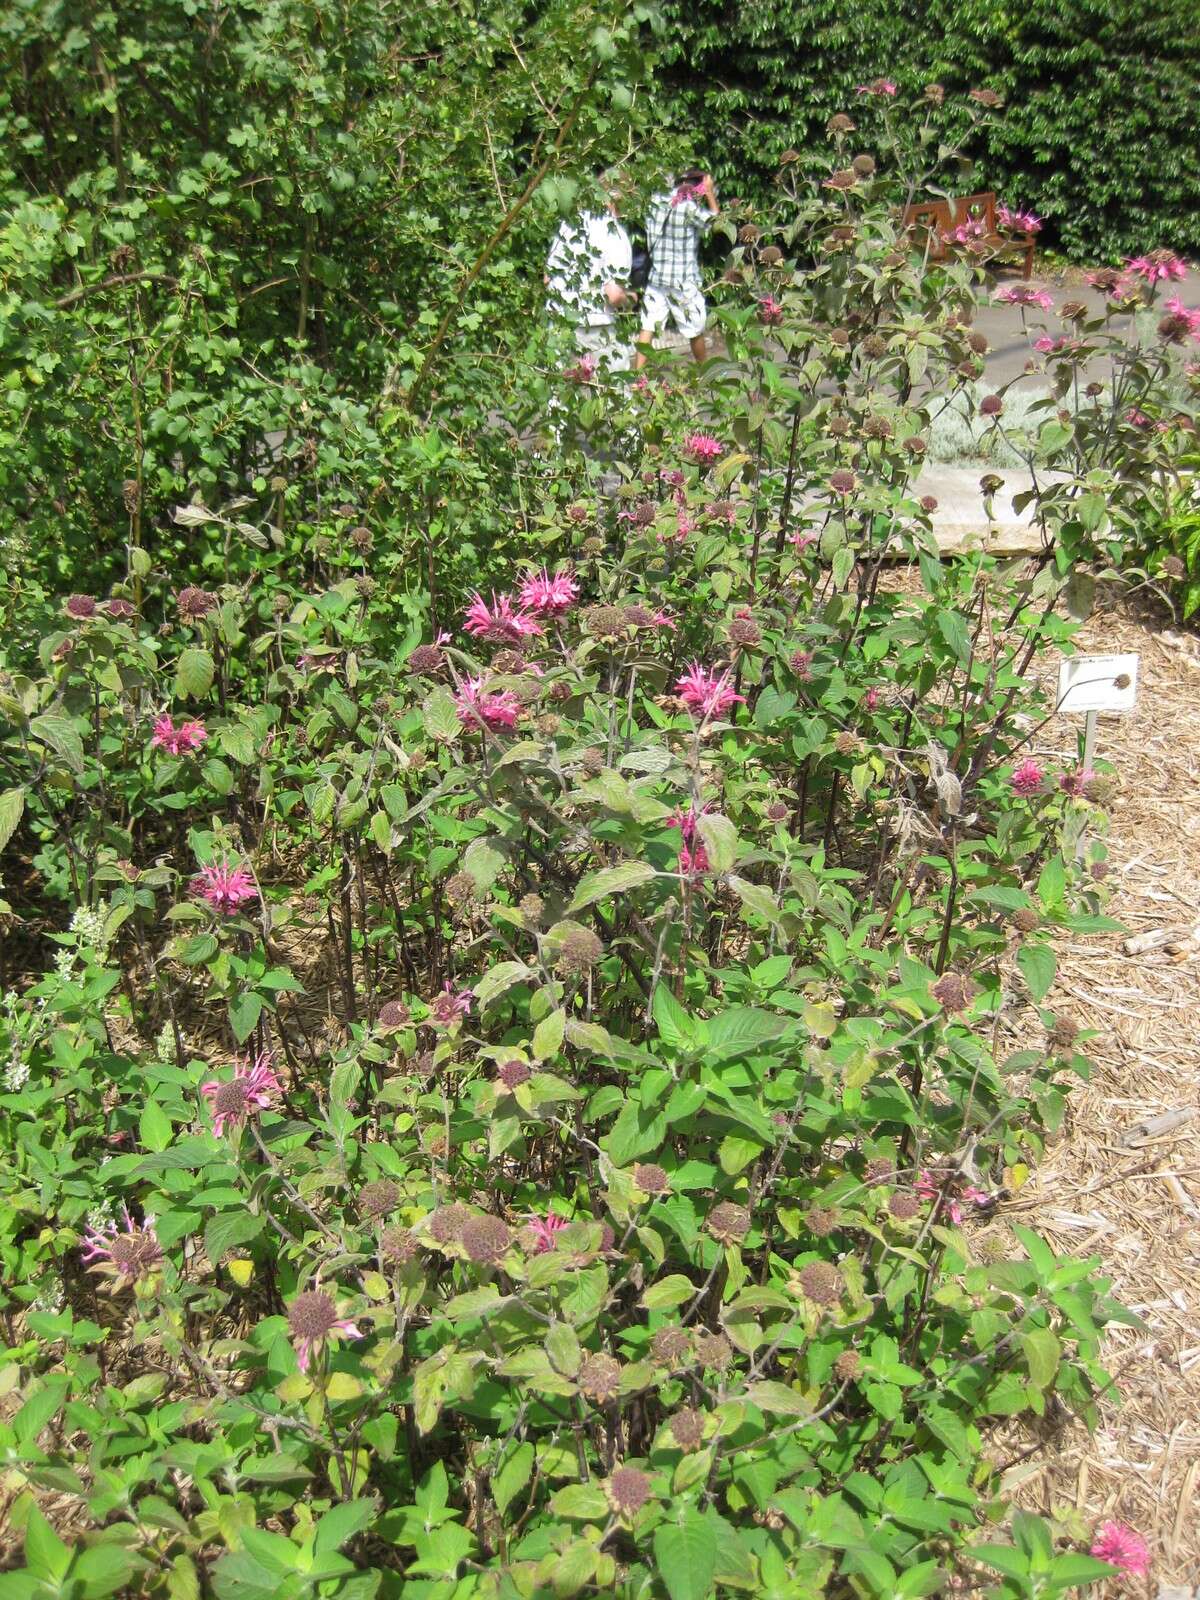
top-left (1000, 598), bottom-right (1200, 1589)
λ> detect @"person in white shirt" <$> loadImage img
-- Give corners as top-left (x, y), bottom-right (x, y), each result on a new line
top-left (545, 176), bottom-right (634, 372)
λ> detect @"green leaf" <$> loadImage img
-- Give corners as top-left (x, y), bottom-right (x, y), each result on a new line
top-left (22, 1506), bottom-right (70, 1580)
top-left (313, 1499), bottom-right (377, 1555)
top-left (568, 860), bottom-right (656, 913)
top-left (653, 1508), bottom-right (718, 1600)
top-left (30, 712), bottom-right (84, 774)
top-left (1017, 941), bottom-right (1055, 1002)
top-left (743, 1381), bottom-right (811, 1417)
top-left (532, 1008), bottom-right (565, 1062)
top-left (462, 835), bottom-right (506, 891)
top-left (176, 647), bottom-right (215, 700)
top-left (229, 990), bottom-right (264, 1044)
top-left (936, 610), bottom-right (972, 665)
top-left (705, 1007), bottom-right (788, 1057)
top-left (0, 788), bottom-right (25, 854)
top-left (205, 1211), bottom-right (264, 1266)
top-left (550, 1484), bottom-right (609, 1520)
top-left (642, 1274), bottom-right (695, 1311)
top-left (653, 984), bottom-right (693, 1049)
top-left (138, 1099), bottom-right (172, 1154)
top-left (492, 1442), bottom-right (534, 1516)
top-left (423, 686), bottom-right (461, 743)
top-left (218, 723), bottom-right (256, 765)
top-left (473, 960), bottom-right (530, 1009)
top-left (1019, 1328), bottom-right (1060, 1390)
top-left (544, 1320), bottom-right (581, 1377)
top-left (696, 812), bottom-right (738, 873)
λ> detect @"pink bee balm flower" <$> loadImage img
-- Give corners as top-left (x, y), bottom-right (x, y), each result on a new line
top-left (201, 1051), bottom-right (281, 1137)
top-left (1126, 407), bottom-right (1153, 428)
top-left (427, 982), bottom-right (473, 1027)
top-left (672, 182), bottom-right (705, 207)
top-left (682, 432), bottom-right (723, 466)
top-left (1125, 251), bottom-right (1186, 285)
top-left (790, 530), bottom-right (818, 552)
top-left (151, 714), bottom-right (209, 756)
top-left (565, 353), bottom-right (597, 382)
top-left (82, 1208), bottom-right (163, 1283)
top-left (1058, 765), bottom-right (1098, 799)
top-left (942, 218), bottom-right (987, 246)
top-left (454, 676), bottom-right (522, 731)
top-left (518, 568), bottom-right (579, 617)
top-left (462, 591), bottom-right (544, 644)
top-left (287, 1289), bottom-right (362, 1374)
top-left (1162, 295), bottom-right (1200, 340)
top-left (649, 609), bottom-right (676, 630)
top-left (675, 662), bottom-right (744, 720)
top-left (916, 1171), bottom-right (964, 1225)
top-left (1009, 758), bottom-right (1045, 796)
top-left (668, 806), bottom-right (712, 876)
top-left (996, 203), bottom-right (1042, 234)
top-left (191, 862), bottom-right (258, 915)
top-left (862, 687), bottom-right (880, 710)
top-left (527, 1212), bottom-right (571, 1253)
top-left (1090, 1522), bottom-right (1150, 1578)
top-left (994, 283), bottom-right (1055, 311)
top-left (961, 1184), bottom-right (992, 1208)
top-left (758, 295), bottom-right (784, 326)
top-left (857, 78), bottom-right (897, 96)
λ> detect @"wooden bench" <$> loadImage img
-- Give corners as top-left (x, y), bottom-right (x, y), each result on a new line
top-left (902, 192), bottom-right (1036, 280)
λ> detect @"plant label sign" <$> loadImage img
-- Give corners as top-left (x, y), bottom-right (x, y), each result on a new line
top-left (1056, 652), bottom-right (1139, 715)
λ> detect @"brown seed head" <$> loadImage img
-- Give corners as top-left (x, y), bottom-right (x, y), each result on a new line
top-left (707, 1202), bottom-right (751, 1244)
top-left (834, 1349), bottom-right (862, 1380)
top-left (1011, 907), bottom-right (1040, 934)
top-left (805, 1206), bottom-right (839, 1237)
top-left (888, 1193), bottom-right (921, 1220)
top-left (827, 113), bottom-right (856, 135)
top-left (694, 1331), bottom-right (734, 1370)
top-left (607, 1466), bottom-right (652, 1517)
top-left (931, 972), bottom-right (978, 1014)
top-left (497, 1059), bottom-right (531, 1090)
top-left (461, 1214), bottom-right (512, 1265)
top-left (669, 1408), bottom-right (706, 1451)
top-left (759, 245), bottom-right (784, 266)
top-left (798, 1261), bottom-right (842, 1306)
top-left (378, 1000), bottom-right (411, 1031)
top-left (288, 1290), bottom-right (339, 1340)
top-left (176, 586), bottom-right (218, 621)
top-left (579, 1352), bottom-right (622, 1402)
top-left (381, 1225), bottom-right (419, 1264)
top-left (651, 1326), bottom-right (692, 1368)
top-left (359, 1179), bottom-right (399, 1221)
top-left (863, 414), bottom-right (892, 439)
top-left (633, 1163), bottom-right (670, 1195)
top-left (428, 1203), bottom-right (472, 1244)
top-left (555, 926), bottom-right (604, 977)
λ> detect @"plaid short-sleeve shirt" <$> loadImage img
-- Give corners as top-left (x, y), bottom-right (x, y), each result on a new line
top-left (645, 188), bottom-right (714, 292)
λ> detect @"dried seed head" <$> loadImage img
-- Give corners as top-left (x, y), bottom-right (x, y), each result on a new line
top-left (931, 972), bottom-right (978, 1014)
top-left (444, 871), bottom-right (479, 909)
top-left (863, 414), bottom-right (892, 439)
top-left (651, 1326), bottom-right (692, 1368)
top-left (861, 333), bottom-right (887, 359)
top-left (789, 649), bottom-right (813, 679)
top-left (461, 1214), bottom-right (512, 1265)
top-left (428, 1203), bottom-right (472, 1244)
top-left (1083, 772), bottom-right (1117, 804)
top-left (888, 1192), bottom-right (921, 1220)
top-left (359, 1179), bottom-right (400, 1221)
top-left (378, 1000), bottom-right (411, 1031)
top-left (669, 1408), bottom-right (706, 1451)
top-left (633, 1163), bottom-right (670, 1195)
top-left (829, 469), bottom-right (857, 495)
top-left (567, 503), bottom-right (589, 524)
top-left (924, 83), bottom-right (945, 104)
top-left (694, 1331), bottom-right (733, 1370)
top-left (903, 436), bottom-right (928, 457)
top-left (354, 575), bottom-right (376, 600)
top-left (64, 594), bottom-right (97, 619)
top-left (834, 1349), bottom-right (862, 1380)
top-left (826, 113), bottom-right (856, 135)
top-left (554, 927), bottom-right (604, 977)
top-left (727, 617), bottom-right (762, 647)
top-left (738, 223), bottom-right (762, 244)
top-left (828, 328), bottom-right (850, 348)
top-left (579, 1352), bottom-right (622, 1402)
top-left (1047, 1015), bottom-right (1080, 1051)
top-left (828, 415), bottom-right (852, 438)
top-left (580, 746), bottom-right (605, 776)
top-left (176, 586), bottom-right (218, 620)
top-left (767, 801), bottom-right (790, 823)
top-left (497, 1059), bottom-right (531, 1090)
top-left (759, 245), bottom-right (783, 266)
top-left (969, 87), bottom-right (1003, 107)
top-left (707, 1202), bottom-right (751, 1245)
top-left (979, 473), bottom-right (1004, 494)
top-left (380, 1225), bottom-right (419, 1264)
top-left (865, 1157), bottom-right (893, 1184)
top-left (288, 1290), bottom-right (339, 1340)
top-left (1011, 907), bottom-right (1040, 933)
top-left (1162, 555), bottom-right (1186, 578)
top-left (834, 731), bottom-right (861, 756)
top-left (920, 495), bottom-right (939, 513)
top-left (607, 1466), bottom-right (652, 1517)
top-left (826, 168), bottom-right (857, 191)
top-left (519, 893), bottom-right (544, 926)
top-left (851, 153), bottom-right (876, 177)
top-left (1089, 860), bottom-right (1110, 881)
top-left (1060, 300), bottom-right (1088, 321)
top-left (350, 525), bottom-right (373, 552)
top-left (585, 604), bottom-right (627, 640)
top-left (805, 1206), bottom-right (839, 1237)
top-left (582, 535), bottom-right (606, 555)
top-left (798, 1261), bottom-right (842, 1306)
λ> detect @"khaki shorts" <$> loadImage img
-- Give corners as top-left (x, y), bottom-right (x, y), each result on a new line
top-left (640, 283), bottom-right (707, 340)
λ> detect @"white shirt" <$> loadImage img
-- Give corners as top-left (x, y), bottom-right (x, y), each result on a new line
top-left (545, 211), bottom-right (632, 327)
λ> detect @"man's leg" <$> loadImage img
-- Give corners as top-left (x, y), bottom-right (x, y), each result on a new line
top-left (679, 286), bottom-right (708, 362)
top-left (636, 287), bottom-right (668, 369)
top-left (633, 330), bottom-right (654, 370)
top-left (689, 333), bottom-right (707, 362)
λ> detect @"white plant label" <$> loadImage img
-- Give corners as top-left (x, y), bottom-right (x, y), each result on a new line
top-left (1056, 652), bottom-right (1139, 715)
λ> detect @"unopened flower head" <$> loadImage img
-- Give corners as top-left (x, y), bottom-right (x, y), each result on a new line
top-left (856, 78), bottom-right (897, 96)
top-left (200, 1051), bottom-right (280, 1136)
top-left (527, 1211), bottom-right (570, 1253)
top-left (191, 862), bottom-right (258, 915)
top-left (758, 295), bottom-right (784, 326)
top-left (1058, 765), bottom-right (1098, 799)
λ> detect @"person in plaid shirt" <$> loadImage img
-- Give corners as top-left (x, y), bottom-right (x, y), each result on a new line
top-left (635, 168), bottom-right (719, 367)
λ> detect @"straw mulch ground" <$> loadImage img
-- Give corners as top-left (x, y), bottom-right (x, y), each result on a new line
top-left (1001, 598), bottom-right (1200, 1591)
